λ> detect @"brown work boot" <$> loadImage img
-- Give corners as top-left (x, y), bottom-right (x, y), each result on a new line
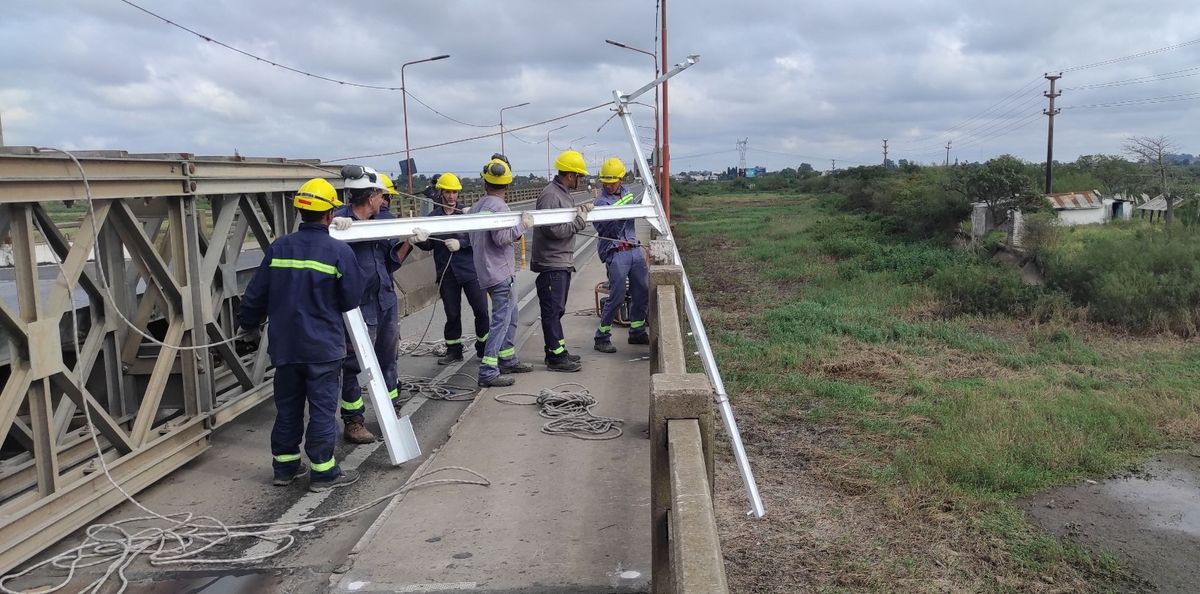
top-left (343, 418), bottom-right (376, 444)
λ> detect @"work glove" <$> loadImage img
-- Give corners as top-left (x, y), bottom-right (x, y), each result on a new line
top-left (520, 211), bottom-right (534, 229)
top-left (331, 217), bottom-right (353, 231)
top-left (577, 202), bottom-right (596, 217)
top-left (239, 325), bottom-right (262, 345)
top-left (461, 205), bottom-right (472, 214)
top-left (409, 227), bottom-right (431, 243)
top-left (444, 238), bottom-right (461, 252)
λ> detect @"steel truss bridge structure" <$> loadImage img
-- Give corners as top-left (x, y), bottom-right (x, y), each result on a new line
top-left (0, 148), bottom-right (340, 572)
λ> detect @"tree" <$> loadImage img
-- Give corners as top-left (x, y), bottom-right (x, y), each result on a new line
top-left (1124, 135), bottom-right (1178, 223)
top-left (964, 155), bottom-right (1041, 225)
top-left (1075, 154), bottom-right (1138, 195)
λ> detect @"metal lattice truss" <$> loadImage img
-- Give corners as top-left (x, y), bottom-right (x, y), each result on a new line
top-left (0, 149), bottom-right (342, 572)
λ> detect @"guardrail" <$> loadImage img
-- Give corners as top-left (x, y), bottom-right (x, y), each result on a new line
top-left (648, 259), bottom-right (729, 593)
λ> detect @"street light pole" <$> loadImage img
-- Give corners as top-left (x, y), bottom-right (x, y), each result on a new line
top-left (606, 38), bottom-right (660, 192)
top-left (499, 102), bottom-right (531, 156)
top-left (401, 54), bottom-right (450, 194)
top-left (546, 124), bottom-right (568, 179)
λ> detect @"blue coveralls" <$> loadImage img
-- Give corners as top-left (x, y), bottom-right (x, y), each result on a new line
top-left (332, 205), bottom-right (403, 420)
top-left (469, 194), bottom-right (530, 382)
top-left (238, 222), bottom-right (364, 482)
top-left (593, 185), bottom-right (649, 340)
top-left (415, 205), bottom-right (490, 357)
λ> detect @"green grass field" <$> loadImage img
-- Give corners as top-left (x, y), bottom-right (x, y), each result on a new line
top-left (678, 192), bottom-right (1197, 591)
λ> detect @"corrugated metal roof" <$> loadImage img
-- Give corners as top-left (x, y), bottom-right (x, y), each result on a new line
top-left (1136, 194), bottom-right (1186, 211)
top-left (1046, 190), bottom-right (1102, 210)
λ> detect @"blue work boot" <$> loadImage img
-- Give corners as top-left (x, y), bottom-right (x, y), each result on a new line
top-left (309, 468), bottom-right (360, 493)
top-left (479, 374), bottom-right (516, 388)
top-left (594, 336), bottom-right (617, 353)
top-left (272, 463), bottom-right (310, 487)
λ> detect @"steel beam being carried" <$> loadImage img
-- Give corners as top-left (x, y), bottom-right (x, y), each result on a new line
top-left (330, 203), bottom-right (665, 242)
top-left (614, 55), bottom-right (767, 518)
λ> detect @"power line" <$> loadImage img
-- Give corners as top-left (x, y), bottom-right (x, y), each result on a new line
top-left (896, 76), bottom-right (1043, 147)
top-left (118, 0), bottom-right (403, 91)
top-left (1063, 65), bottom-right (1200, 91)
top-left (1060, 36), bottom-right (1200, 73)
top-left (328, 103), bottom-right (610, 162)
top-left (404, 90), bottom-right (496, 128)
top-left (1060, 91), bottom-right (1200, 110)
top-left (749, 148), bottom-right (872, 166)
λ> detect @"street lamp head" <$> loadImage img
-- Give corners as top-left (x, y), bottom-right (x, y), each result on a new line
top-left (431, 54), bottom-right (450, 61)
top-left (605, 39), bottom-right (628, 49)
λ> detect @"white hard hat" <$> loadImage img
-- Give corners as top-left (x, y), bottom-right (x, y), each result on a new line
top-left (343, 165), bottom-right (387, 190)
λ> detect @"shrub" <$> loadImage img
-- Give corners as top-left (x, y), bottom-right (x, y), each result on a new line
top-left (1044, 229), bottom-right (1200, 334)
top-left (932, 263), bottom-right (1038, 315)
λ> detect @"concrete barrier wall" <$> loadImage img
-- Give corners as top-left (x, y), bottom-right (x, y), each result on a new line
top-left (648, 260), bottom-right (728, 594)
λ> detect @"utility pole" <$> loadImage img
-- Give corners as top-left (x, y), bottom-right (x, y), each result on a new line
top-left (944, 140), bottom-right (952, 167)
top-left (0, 111), bottom-right (5, 146)
top-left (831, 159), bottom-right (836, 172)
top-left (882, 139), bottom-right (888, 167)
top-left (1043, 72), bottom-right (1062, 194)
top-left (735, 138), bottom-right (748, 176)
top-left (660, 0), bottom-right (671, 218)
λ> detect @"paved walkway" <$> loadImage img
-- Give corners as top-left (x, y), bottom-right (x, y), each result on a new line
top-left (334, 253), bottom-right (652, 594)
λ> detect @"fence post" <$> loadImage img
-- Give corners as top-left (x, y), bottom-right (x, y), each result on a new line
top-left (650, 373), bottom-right (715, 594)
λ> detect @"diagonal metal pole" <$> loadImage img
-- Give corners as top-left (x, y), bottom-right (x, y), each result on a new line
top-left (612, 55), bottom-right (766, 518)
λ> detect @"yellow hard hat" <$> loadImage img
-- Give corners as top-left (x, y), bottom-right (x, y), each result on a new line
top-left (436, 172), bottom-right (463, 191)
top-left (378, 173), bottom-right (400, 195)
top-left (554, 150), bottom-right (588, 175)
top-left (481, 158), bottom-right (513, 186)
top-left (598, 157), bottom-right (626, 183)
top-left (293, 178), bottom-right (341, 212)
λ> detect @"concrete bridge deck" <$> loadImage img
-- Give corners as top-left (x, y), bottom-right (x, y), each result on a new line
top-left (333, 256), bottom-right (651, 594)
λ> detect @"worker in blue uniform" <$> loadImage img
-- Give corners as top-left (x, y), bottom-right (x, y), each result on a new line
top-left (329, 165), bottom-right (419, 444)
top-left (592, 157), bottom-right (649, 352)
top-left (414, 172), bottom-right (490, 365)
top-left (238, 177), bottom-right (365, 492)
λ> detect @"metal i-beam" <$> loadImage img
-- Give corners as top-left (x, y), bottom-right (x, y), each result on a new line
top-left (612, 56), bottom-right (768, 518)
top-left (329, 203), bottom-right (664, 243)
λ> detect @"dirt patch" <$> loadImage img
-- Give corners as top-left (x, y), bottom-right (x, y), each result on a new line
top-left (1022, 453), bottom-right (1200, 593)
top-left (715, 406), bottom-right (1090, 593)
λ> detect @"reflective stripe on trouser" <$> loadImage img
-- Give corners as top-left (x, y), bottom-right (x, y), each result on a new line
top-left (596, 248), bottom-right (650, 339)
top-left (536, 270), bottom-right (572, 359)
top-left (479, 277), bottom-right (519, 382)
top-left (341, 302), bottom-right (399, 421)
top-left (271, 360), bottom-right (343, 480)
top-left (440, 271), bottom-right (490, 349)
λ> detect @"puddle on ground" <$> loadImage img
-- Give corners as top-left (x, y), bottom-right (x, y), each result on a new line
top-left (1021, 452), bottom-right (1200, 593)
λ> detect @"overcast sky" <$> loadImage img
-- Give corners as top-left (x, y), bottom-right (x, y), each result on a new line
top-left (2, 0), bottom-right (1198, 178)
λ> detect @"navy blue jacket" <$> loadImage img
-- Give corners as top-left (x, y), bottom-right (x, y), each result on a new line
top-left (593, 185), bottom-right (640, 263)
top-left (238, 222), bottom-right (364, 365)
top-left (415, 205), bottom-right (478, 284)
top-left (332, 205), bottom-right (402, 324)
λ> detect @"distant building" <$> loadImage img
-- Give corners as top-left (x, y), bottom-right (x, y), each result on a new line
top-left (1045, 190), bottom-right (1132, 226)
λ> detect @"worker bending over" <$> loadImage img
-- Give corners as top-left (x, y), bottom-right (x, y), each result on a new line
top-left (330, 165), bottom-right (413, 444)
top-left (414, 173), bottom-right (490, 365)
top-left (532, 150), bottom-right (595, 372)
top-left (592, 157), bottom-right (649, 352)
top-left (470, 158), bottom-right (535, 387)
top-left (238, 178), bottom-right (364, 491)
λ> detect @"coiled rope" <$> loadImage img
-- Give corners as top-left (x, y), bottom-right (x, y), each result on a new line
top-left (494, 383), bottom-right (624, 440)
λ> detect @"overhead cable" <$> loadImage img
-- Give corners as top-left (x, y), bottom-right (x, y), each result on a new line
top-left (328, 103), bottom-right (610, 162)
top-left (118, 0), bottom-right (403, 91)
top-left (1060, 37), bottom-right (1200, 73)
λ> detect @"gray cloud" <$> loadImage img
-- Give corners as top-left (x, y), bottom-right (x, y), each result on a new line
top-left (2, 0), bottom-right (1198, 179)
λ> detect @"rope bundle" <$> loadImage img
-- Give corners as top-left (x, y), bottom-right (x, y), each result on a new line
top-left (398, 372), bottom-right (479, 401)
top-left (495, 383), bottom-right (624, 440)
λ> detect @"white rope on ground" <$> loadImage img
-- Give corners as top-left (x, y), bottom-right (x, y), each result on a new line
top-left (0, 150), bottom-right (492, 594)
top-left (398, 372), bottom-right (479, 402)
top-left (494, 383), bottom-right (624, 440)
